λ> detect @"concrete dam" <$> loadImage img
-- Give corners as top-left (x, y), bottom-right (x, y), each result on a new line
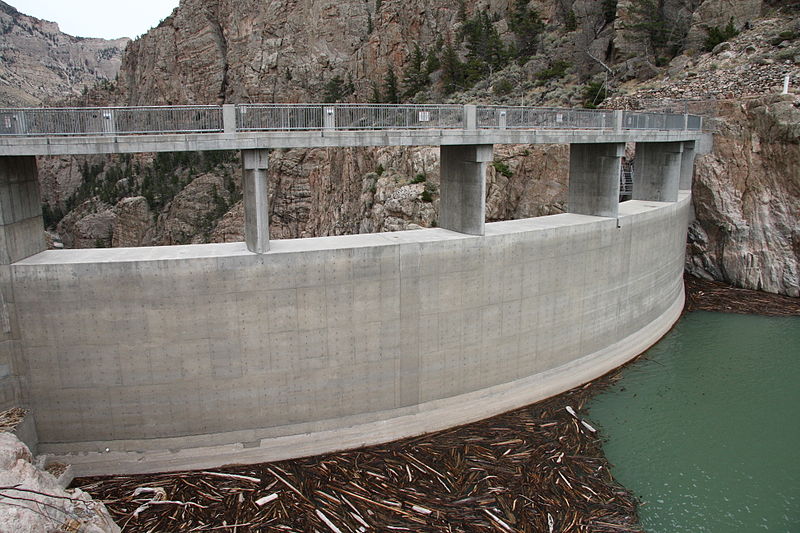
top-left (0, 104), bottom-right (709, 475)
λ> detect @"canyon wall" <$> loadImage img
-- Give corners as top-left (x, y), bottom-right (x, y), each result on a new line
top-left (688, 94), bottom-right (800, 296)
top-left (0, 1), bottom-right (128, 106)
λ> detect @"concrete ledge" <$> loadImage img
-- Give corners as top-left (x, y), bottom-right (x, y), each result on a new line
top-left (0, 130), bottom-right (710, 156)
top-left (48, 288), bottom-right (684, 477)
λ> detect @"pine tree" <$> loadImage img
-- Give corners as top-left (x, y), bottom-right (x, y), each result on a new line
top-left (462, 10), bottom-right (509, 83)
top-left (440, 42), bottom-right (465, 95)
top-left (425, 47), bottom-right (440, 74)
top-left (370, 82), bottom-right (382, 104)
top-left (402, 45), bottom-right (429, 100)
top-left (383, 65), bottom-right (399, 104)
top-left (509, 0), bottom-right (544, 59)
top-left (626, 0), bottom-right (689, 62)
top-left (323, 75), bottom-right (347, 102)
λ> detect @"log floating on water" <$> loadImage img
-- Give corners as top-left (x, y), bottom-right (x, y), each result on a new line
top-left (74, 380), bottom-right (644, 532)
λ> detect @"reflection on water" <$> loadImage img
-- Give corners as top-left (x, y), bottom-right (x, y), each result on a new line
top-left (588, 311), bottom-right (800, 532)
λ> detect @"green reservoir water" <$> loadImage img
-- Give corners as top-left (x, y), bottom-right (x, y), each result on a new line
top-left (587, 312), bottom-right (800, 532)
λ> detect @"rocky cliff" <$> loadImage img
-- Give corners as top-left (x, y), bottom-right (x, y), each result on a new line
top-left (0, 425), bottom-right (119, 533)
top-left (688, 94), bottom-right (799, 297)
top-left (0, 1), bottom-right (128, 106)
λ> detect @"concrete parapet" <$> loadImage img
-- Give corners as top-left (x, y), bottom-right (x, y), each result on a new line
top-left (634, 141), bottom-right (684, 202)
top-left (568, 143), bottom-right (624, 218)
top-left (439, 144), bottom-right (492, 236)
top-left (12, 193), bottom-right (691, 474)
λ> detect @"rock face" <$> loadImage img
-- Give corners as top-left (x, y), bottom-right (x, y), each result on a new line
top-left (688, 94), bottom-right (800, 297)
top-left (112, 196), bottom-right (153, 247)
top-left (246, 145), bottom-right (565, 240)
top-left (56, 199), bottom-right (116, 249)
top-left (119, 0), bottom-right (459, 104)
top-left (156, 172), bottom-right (236, 245)
top-left (0, 431), bottom-right (120, 533)
top-left (0, 1), bottom-right (128, 106)
top-left (114, 0), bottom-right (625, 105)
top-left (685, 0), bottom-right (763, 51)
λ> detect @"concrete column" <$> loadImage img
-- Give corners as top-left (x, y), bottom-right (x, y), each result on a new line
top-left (324, 107), bottom-right (336, 130)
top-left (242, 149), bottom-right (270, 253)
top-left (464, 105), bottom-right (478, 130)
top-left (0, 156), bottom-right (45, 417)
top-left (439, 144), bottom-right (492, 236)
top-left (614, 110), bottom-right (624, 132)
top-left (633, 142), bottom-right (684, 202)
top-left (568, 143), bottom-right (624, 218)
top-left (679, 141), bottom-right (696, 191)
top-left (223, 104), bottom-right (236, 134)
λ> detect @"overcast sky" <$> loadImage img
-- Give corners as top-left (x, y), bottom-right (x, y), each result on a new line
top-left (11, 0), bottom-right (181, 39)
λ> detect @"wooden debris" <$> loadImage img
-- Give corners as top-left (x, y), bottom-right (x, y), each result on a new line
top-left (74, 378), bottom-right (644, 532)
top-left (0, 407), bottom-right (27, 432)
top-left (199, 471), bottom-right (261, 484)
top-left (684, 274), bottom-right (800, 317)
top-left (254, 493), bottom-right (278, 506)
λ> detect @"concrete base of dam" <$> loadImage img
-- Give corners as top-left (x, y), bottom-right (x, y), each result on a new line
top-left (51, 288), bottom-right (684, 477)
top-left (11, 193), bottom-right (692, 476)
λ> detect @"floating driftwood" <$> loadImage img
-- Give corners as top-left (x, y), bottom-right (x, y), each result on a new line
top-left (75, 381), bottom-right (642, 532)
top-left (684, 274), bottom-right (800, 317)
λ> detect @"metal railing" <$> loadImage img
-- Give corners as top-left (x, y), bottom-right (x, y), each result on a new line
top-left (478, 106), bottom-right (616, 130)
top-left (620, 164), bottom-right (634, 197)
top-left (0, 106), bottom-right (223, 136)
top-left (237, 104), bottom-right (324, 131)
top-left (0, 104), bottom-right (702, 137)
top-left (623, 111), bottom-right (687, 131)
top-left (332, 104), bottom-right (464, 130)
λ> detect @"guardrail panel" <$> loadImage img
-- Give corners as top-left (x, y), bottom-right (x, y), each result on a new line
top-left (0, 105), bottom-right (703, 136)
top-left (237, 104), bottom-right (325, 131)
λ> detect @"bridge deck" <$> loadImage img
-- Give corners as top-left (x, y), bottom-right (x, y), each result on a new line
top-left (0, 128), bottom-right (703, 156)
top-left (0, 103), bottom-right (704, 156)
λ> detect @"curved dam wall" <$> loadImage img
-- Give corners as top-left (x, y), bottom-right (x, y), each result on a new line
top-left (13, 193), bottom-right (690, 474)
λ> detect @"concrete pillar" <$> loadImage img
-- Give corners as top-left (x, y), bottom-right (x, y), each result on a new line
top-left (324, 107), bottom-right (336, 130)
top-left (0, 156), bottom-right (46, 416)
top-left (464, 105), bottom-right (478, 130)
top-left (633, 142), bottom-right (684, 202)
top-left (614, 110), bottom-right (624, 132)
top-left (568, 143), bottom-right (624, 218)
top-left (242, 149), bottom-right (270, 253)
top-left (223, 104), bottom-right (236, 134)
top-left (439, 144), bottom-right (492, 236)
top-left (679, 141), bottom-right (696, 191)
